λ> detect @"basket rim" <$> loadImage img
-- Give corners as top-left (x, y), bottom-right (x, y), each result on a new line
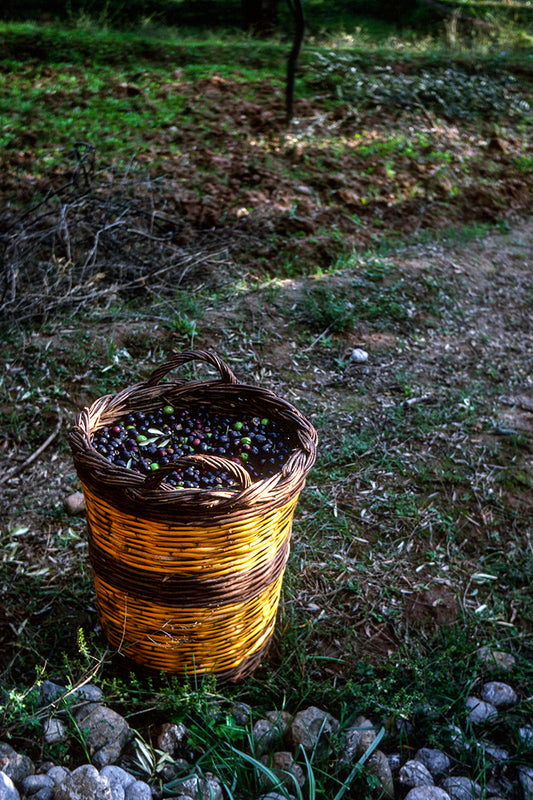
top-left (69, 351), bottom-right (317, 518)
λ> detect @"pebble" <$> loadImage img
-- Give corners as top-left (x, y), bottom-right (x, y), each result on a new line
top-left (63, 491), bottom-right (86, 516)
top-left (518, 725), bottom-right (533, 746)
top-left (0, 771), bottom-right (20, 800)
top-left (46, 766), bottom-right (70, 786)
top-left (404, 789), bottom-right (451, 800)
top-left (288, 706), bottom-right (339, 756)
top-left (176, 773), bottom-right (223, 800)
top-left (0, 684), bottom-right (530, 800)
top-left (476, 647), bottom-right (516, 671)
top-left (399, 759), bottom-right (434, 788)
top-left (518, 766), bottom-right (533, 799)
top-left (367, 749), bottom-right (394, 799)
top-left (124, 781), bottom-right (152, 800)
top-left (465, 696), bottom-right (498, 724)
top-left (257, 794), bottom-right (296, 800)
top-left (415, 748), bottom-right (451, 777)
top-left (259, 752), bottom-right (305, 789)
top-left (156, 723), bottom-right (189, 756)
top-left (43, 717), bottom-right (68, 745)
top-left (440, 776), bottom-right (481, 800)
top-left (340, 715), bottom-right (376, 762)
top-left (351, 348), bottom-right (369, 363)
top-left (230, 702), bottom-right (252, 726)
top-left (21, 775), bottom-right (54, 795)
top-left (480, 681), bottom-right (518, 707)
top-left (99, 765), bottom-right (136, 799)
top-left (73, 704), bottom-right (130, 767)
top-left (252, 719), bottom-right (283, 757)
top-left (0, 751), bottom-right (34, 784)
top-left (54, 764), bottom-right (112, 800)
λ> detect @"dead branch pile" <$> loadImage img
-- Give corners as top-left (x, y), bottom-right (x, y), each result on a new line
top-left (0, 145), bottom-right (229, 326)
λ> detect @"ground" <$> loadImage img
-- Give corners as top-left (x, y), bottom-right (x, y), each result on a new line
top-left (0, 64), bottom-right (532, 696)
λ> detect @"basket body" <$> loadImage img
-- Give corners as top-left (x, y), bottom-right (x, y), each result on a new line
top-left (70, 351), bottom-right (317, 682)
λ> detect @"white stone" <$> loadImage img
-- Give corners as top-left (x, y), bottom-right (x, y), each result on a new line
top-left (43, 717), bottom-right (68, 745)
top-left (480, 681), bottom-right (517, 708)
top-left (415, 748), bottom-right (451, 777)
top-left (351, 348), bottom-right (369, 363)
top-left (0, 771), bottom-right (20, 800)
top-left (465, 696), bottom-right (498, 724)
top-left (399, 759), bottom-right (434, 788)
top-left (404, 788), bottom-right (451, 800)
top-left (63, 492), bottom-right (85, 516)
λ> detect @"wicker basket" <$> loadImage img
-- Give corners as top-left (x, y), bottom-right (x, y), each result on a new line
top-left (69, 350), bottom-right (317, 682)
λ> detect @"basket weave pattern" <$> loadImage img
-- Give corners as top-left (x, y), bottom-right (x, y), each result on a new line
top-left (70, 350), bottom-right (317, 681)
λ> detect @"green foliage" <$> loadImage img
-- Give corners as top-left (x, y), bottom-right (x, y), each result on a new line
top-left (295, 284), bottom-right (356, 333)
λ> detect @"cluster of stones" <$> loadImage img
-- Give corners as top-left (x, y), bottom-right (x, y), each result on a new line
top-left (0, 648), bottom-right (532, 800)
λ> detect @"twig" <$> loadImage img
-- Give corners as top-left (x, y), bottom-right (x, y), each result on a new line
top-left (1, 412), bottom-right (63, 485)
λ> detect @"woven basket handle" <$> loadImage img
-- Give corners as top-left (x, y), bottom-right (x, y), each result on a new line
top-left (145, 350), bottom-right (238, 387)
top-left (142, 454), bottom-right (252, 491)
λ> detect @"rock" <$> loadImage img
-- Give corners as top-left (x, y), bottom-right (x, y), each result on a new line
top-left (175, 773), bottom-right (223, 800)
top-left (518, 766), bottom-right (533, 799)
top-left (259, 751), bottom-right (305, 790)
top-left (518, 725), bottom-right (533, 746)
top-left (31, 788), bottom-right (55, 800)
top-left (264, 711), bottom-right (292, 735)
top-left (156, 723), bottom-right (189, 756)
top-left (99, 765), bottom-right (136, 799)
top-left (0, 750), bottom-right (34, 784)
top-left (124, 781), bottom-right (152, 800)
top-left (415, 748), bottom-right (451, 777)
top-left (446, 725), bottom-right (464, 752)
top-left (388, 753), bottom-right (402, 773)
top-left (340, 716), bottom-right (377, 762)
top-left (465, 696), bottom-right (498, 724)
top-left (351, 348), bottom-right (369, 363)
top-left (38, 681), bottom-right (66, 705)
top-left (158, 761), bottom-right (188, 783)
top-left (64, 492), bottom-right (85, 516)
top-left (404, 788), bottom-right (451, 800)
top-left (43, 717), bottom-right (69, 745)
top-left (367, 749), bottom-right (394, 799)
top-left (257, 794), bottom-right (296, 800)
top-left (74, 706), bottom-right (130, 767)
top-left (21, 774), bottom-right (54, 795)
top-left (46, 765), bottom-right (70, 786)
top-left (167, 797), bottom-right (195, 800)
top-left (70, 685), bottom-right (105, 704)
top-left (230, 702), bottom-right (252, 726)
top-left (0, 745), bottom-right (16, 761)
top-left (72, 703), bottom-right (102, 723)
top-left (479, 743), bottom-right (509, 760)
top-left (0, 771), bottom-right (20, 800)
top-left (476, 647), bottom-right (516, 672)
top-left (252, 720), bottom-right (283, 757)
top-left (53, 764), bottom-right (112, 800)
top-left (289, 706), bottom-right (339, 757)
top-left (440, 776), bottom-right (481, 800)
top-left (399, 760), bottom-right (434, 788)
top-left (480, 681), bottom-right (517, 708)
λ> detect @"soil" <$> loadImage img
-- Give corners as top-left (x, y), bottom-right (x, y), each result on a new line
top-left (1, 72), bottom-right (532, 682)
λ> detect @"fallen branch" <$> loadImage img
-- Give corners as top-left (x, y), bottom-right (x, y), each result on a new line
top-left (1, 412), bottom-right (63, 485)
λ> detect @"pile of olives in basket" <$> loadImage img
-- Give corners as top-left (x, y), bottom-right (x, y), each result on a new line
top-left (90, 404), bottom-right (292, 489)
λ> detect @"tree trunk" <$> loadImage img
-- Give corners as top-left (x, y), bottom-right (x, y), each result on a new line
top-left (286, 0), bottom-right (305, 125)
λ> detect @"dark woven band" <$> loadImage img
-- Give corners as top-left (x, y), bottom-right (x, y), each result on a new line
top-left (88, 527), bottom-right (290, 609)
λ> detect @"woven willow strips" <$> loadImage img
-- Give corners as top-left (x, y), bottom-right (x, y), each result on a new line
top-left (69, 350), bottom-right (317, 680)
